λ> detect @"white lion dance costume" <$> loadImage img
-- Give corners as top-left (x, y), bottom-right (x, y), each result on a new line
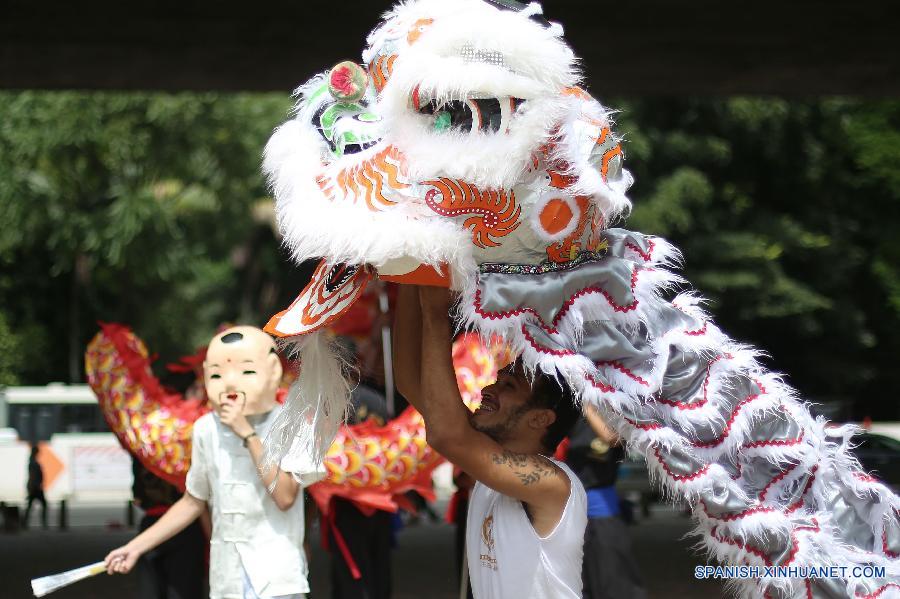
top-left (261, 1), bottom-right (900, 596)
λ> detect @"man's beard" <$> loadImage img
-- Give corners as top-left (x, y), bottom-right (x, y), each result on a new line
top-left (470, 403), bottom-right (531, 443)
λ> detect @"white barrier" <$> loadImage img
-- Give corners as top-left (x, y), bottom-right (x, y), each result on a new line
top-left (0, 432), bottom-right (132, 504)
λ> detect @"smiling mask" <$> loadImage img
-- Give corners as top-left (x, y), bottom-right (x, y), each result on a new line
top-left (203, 326), bottom-right (283, 416)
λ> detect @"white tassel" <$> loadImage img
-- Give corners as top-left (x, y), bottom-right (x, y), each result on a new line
top-left (262, 332), bottom-right (349, 473)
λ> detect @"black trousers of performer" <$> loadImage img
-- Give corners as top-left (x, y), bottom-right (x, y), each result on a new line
top-left (453, 497), bottom-right (473, 599)
top-left (23, 490), bottom-right (48, 529)
top-left (582, 517), bottom-right (647, 599)
top-left (137, 515), bottom-right (206, 599)
top-left (328, 499), bottom-right (392, 599)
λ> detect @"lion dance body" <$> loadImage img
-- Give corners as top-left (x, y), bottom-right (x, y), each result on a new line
top-left (252, 1), bottom-right (900, 597)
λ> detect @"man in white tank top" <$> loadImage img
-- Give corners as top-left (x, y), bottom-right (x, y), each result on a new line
top-left (393, 286), bottom-right (587, 599)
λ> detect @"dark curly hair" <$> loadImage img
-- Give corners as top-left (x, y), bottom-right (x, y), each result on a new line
top-left (526, 366), bottom-right (581, 453)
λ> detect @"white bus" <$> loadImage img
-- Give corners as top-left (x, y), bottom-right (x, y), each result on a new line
top-left (0, 384), bottom-right (132, 510)
top-left (0, 383), bottom-right (109, 440)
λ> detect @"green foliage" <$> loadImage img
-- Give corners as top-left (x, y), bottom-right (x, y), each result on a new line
top-left (0, 312), bottom-right (23, 386)
top-left (0, 91), bottom-right (295, 383)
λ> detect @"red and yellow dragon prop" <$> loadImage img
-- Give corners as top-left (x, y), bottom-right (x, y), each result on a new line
top-left (85, 322), bottom-right (504, 514)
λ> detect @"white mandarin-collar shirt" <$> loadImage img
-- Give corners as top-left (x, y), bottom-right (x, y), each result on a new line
top-left (186, 408), bottom-right (324, 599)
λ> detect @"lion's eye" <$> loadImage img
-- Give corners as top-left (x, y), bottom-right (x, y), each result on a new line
top-left (416, 97), bottom-right (524, 134)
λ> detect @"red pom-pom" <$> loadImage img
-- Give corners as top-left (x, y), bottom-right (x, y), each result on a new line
top-left (330, 67), bottom-right (355, 96)
top-left (328, 61), bottom-right (367, 103)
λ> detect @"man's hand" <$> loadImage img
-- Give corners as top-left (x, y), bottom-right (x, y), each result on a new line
top-left (104, 543), bottom-right (141, 575)
top-left (415, 286), bottom-right (572, 536)
top-left (393, 285), bottom-right (424, 409)
top-left (218, 396), bottom-right (254, 439)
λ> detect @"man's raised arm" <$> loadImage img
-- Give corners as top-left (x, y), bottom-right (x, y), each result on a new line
top-left (392, 284), bottom-right (424, 408)
top-left (416, 287), bottom-right (569, 527)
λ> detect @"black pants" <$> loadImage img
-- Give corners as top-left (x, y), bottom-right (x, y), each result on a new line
top-left (454, 498), bottom-right (473, 599)
top-left (136, 515), bottom-right (206, 599)
top-left (23, 491), bottom-right (47, 529)
top-left (582, 516), bottom-right (646, 599)
top-left (327, 499), bottom-right (392, 599)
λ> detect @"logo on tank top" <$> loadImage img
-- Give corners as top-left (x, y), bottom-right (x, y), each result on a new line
top-left (480, 513), bottom-right (498, 570)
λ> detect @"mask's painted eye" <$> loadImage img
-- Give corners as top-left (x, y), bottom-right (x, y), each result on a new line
top-left (243, 370), bottom-right (257, 375)
top-left (210, 374), bottom-right (222, 379)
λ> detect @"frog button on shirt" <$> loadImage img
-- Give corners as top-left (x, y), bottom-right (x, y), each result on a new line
top-left (185, 407), bottom-right (325, 599)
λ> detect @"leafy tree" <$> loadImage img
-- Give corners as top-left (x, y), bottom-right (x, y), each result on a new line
top-left (0, 312), bottom-right (23, 386)
top-left (0, 92), bottom-right (303, 384)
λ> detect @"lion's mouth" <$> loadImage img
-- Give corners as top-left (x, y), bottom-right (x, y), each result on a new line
top-left (413, 87), bottom-right (524, 134)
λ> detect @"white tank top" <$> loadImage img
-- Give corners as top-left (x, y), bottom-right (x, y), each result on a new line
top-left (466, 458), bottom-right (587, 599)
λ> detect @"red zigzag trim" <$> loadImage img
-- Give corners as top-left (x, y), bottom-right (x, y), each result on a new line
top-left (598, 360), bottom-right (650, 387)
top-left (521, 324), bottom-right (574, 357)
top-left (710, 518), bottom-right (820, 568)
top-left (473, 267), bottom-right (643, 335)
top-left (701, 461), bottom-right (814, 524)
top-left (624, 239), bottom-right (656, 262)
top-left (652, 446), bottom-right (710, 483)
top-left (857, 583), bottom-right (900, 599)
top-left (884, 526), bottom-right (899, 559)
top-left (584, 373), bottom-right (615, 393)
top-left (624, 416), bottom-right (662, 431)
top-left (691, 379), bottom-right (767, 448)
top-left (683, 321), bottom-right (709, 337)
top-left (744, 430), bottom-right (805, 451)
top-left (657, 353), bottom-right (733, 411)
top-left (759, 463), bottom-right (800, 502)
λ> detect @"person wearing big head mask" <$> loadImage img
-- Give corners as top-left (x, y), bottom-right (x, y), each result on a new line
top-left (105, 326), bottom-right (324, 598)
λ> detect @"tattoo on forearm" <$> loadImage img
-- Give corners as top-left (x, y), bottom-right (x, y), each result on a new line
top-left (490, 451), bottom-right (563, 486)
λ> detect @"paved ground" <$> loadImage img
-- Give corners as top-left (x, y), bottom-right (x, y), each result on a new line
top-left (1, 503), bottom-right (725, 598)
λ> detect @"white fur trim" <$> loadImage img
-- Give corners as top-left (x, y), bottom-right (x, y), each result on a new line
top-left (264, 119), bottom-right (474, 279)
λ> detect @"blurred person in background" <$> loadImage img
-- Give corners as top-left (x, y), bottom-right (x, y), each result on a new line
top-left (22, 444), bottom-right (47, 530)
top-left (131, 459), bottom-right (206, 599)
top-left (325, 335), bottom-right (394, 599)
top-left (565, 406), bottom-right (646, 599)
top-left (446, 467), bottom-right (474, 599)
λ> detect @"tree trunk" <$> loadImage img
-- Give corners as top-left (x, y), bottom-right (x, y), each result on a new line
top-left (68, 266), bottom-right (80, 383)
top-left (67, 253), bottom-right (90, 383)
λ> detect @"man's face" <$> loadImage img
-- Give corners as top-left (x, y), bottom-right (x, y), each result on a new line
top-left (203, 327), bottom-right (282, 416)
top-left (470, 362), bottom-right (536, 443)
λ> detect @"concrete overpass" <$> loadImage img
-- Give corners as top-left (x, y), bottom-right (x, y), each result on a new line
top-left (2, 0), bottom-right (897, 95)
